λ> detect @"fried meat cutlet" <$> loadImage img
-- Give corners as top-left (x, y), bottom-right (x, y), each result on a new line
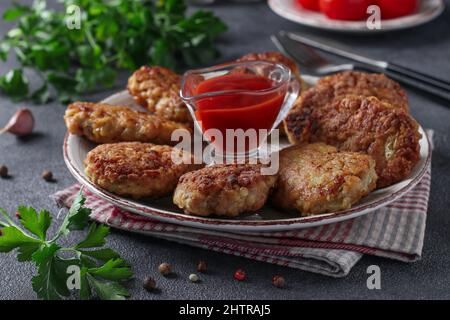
top-left (173, 164), bottom-right (277, 217)
top-left (65, 102), bottom-right (191, 145)
top-left (316, 71), bottom-right (409, 111)
top-left (284, 95), bottom-right (421, 188)
top-left (237, 52), bottom-right (301, 81)
top-left (84, 142), bottom-right (201, 199)
top-left (273, 143), bottom-right (377, 216)
top-left (127, 66), bottom-right (192, 124)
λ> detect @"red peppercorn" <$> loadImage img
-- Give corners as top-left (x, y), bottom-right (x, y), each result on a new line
top-left (234, 269), bottom-right (246, 281)
top-left (272, 275), bottom-right (285, 288)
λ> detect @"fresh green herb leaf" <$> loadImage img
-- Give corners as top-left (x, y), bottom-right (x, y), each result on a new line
top-left (75, 223), bottom-right (109, 249)
top-left (86, 274), bottom-right (130, 300)
top-left (0, 42), bottom-right (10, 61)
top-left (31, 82), bottom-right (51, 104)
top-left (57, 188), bottom-right (91, 237)
top-left (0, 69), bottom-right (28, 100)
top-left (0, 226), bottom-right (41, 254)
top-left (88, 258), bottom-right (133, 281)
top-left (78, 248), bottom-right (121, 263)
top-left (31, 243), bottom-right (72, 300)
top-left (0, 0), bottom-right (227, 102)
top-left (0, 187), bottom-right (133, 300)
top-left (17, 206), bottom-right (52, 240)
top-left (3, 5), bottom-right (29, 21)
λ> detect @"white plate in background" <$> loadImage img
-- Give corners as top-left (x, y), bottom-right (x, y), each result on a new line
top-left (268, 0), bottom-right (445, 33)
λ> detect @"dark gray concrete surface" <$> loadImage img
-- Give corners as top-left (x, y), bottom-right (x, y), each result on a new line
top-left (1, 0), bottom-right (450, 300)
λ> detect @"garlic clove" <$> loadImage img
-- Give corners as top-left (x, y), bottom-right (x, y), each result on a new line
top-left (0, 108), bottom-right (35, 136)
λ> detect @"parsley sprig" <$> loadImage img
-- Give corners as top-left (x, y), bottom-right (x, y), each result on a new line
top-left (0, 188), bottom-right (133, 300)
top-left (0, 0), bottom-right (227, 103)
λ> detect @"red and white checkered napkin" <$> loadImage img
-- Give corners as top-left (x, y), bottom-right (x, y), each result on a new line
top-left (53, 163), bottom-right (431, 278)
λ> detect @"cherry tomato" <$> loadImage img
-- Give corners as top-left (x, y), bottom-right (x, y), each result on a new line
top-left (377, 0), bottom-right (418, 19)
top-left (319, 0), bottom-right (372, 21)
top-left (296, 0), bottom-right (320, 11)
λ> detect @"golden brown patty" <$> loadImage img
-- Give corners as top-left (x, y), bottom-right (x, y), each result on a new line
top-left (127, 66), bottom-right (192, 124)
top-left (65, 102), bottom-right (191, 145)
top-left (316, 71), bottom-right (409, 111)
top-left (173, 164), bottom-right (277, 217)
top-left (273, 143), bottom-right (377, 216)
top-left (84, 142), bottom-right (201, 199)
top-left (284, 95), bottom-right (421, 188)
top-left (237, 52), bottom-right (301, 81)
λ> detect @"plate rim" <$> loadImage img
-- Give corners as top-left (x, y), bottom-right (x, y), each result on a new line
top-left (268, 0), bottom-right (445, 34)
top-left (63, 94), bottom-right (431, 232)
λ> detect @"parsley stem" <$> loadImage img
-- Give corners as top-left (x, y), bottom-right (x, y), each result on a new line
top-left (0, 208), bottom-right (19, 228)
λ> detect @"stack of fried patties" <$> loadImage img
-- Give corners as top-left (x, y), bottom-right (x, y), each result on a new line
top-left (64, 53), bottom-right (421, 219)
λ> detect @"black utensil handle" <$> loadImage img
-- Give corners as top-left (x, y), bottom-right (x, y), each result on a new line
top-left (385, 70), bottom-right (450, 103)
top-left (387, 62), bottom-right (450, 92)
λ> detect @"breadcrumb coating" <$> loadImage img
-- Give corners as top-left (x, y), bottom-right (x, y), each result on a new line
top-left (127, 66), bottom-right (192, 124)
top-left (173, 164), bottom-right (277, 217)
top-left (65, 102), bottom-right (191, 145)
top-left (84, 142), bottom-right (201, 199)
top-left (273, 143), bottom-right (377, 215)
top-left (285, 94), bottom-right (421, 188)
top-left (317, 71), bottom-right (409, 111)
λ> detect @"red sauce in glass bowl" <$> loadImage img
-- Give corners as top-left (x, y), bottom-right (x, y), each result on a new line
top-left (193, 73), bottom-right (286, 138)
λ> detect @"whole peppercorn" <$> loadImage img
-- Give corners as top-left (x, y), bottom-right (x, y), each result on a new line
top-left (143, 277), bottom-right (156, 291)
top-left (197, 260), bottom-right (207, 273)
top-left (189, 273), bottom-right (199, 283)
top-left (158, 262), bottom-right (172, 276)
top-left (42, 170), bottom-right (53, 182)
top-left (272, 275), bottom-right (285, 288)
top-left (0, 165), bottom-right (8, 178)
top-left (234, 269), bottom-right (246, 281)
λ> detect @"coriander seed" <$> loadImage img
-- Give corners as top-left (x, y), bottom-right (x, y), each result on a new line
top-left (272, 275), bottom-right (285, 288)
top-left (0, 165), bottom-right (8, 178)
top-left (189, 273), bottom-right (199, 283)
top-left (42, 170), bottom-right (53, 182)
top-left (158, 262), bottom-right (171, 276)
top-left (197, 260), bottom-right (207, 273)
top-left (143, 277), bottom-right (156, 291)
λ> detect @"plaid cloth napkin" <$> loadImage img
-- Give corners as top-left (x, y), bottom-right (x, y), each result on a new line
top-left (52, 132), bottom-right (432, 278)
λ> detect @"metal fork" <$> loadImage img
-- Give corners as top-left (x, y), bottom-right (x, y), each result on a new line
top-left (271, 31), bottom-right (450, 102)
top-left (271, 32), bottom-right (354, 76)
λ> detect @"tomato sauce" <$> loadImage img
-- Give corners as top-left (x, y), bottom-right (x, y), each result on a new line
top-left (193, 73), bottom-right (286, 153)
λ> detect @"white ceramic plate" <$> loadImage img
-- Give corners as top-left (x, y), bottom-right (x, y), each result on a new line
top-left (268, 0), bottom-right (444, 33)
top-left (63, 76), bottom-right (431, 232)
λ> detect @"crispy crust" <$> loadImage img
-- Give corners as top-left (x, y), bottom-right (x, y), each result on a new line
top-left (173, 164), bottom-right (277, 217)
top-left (237, 52), bottom-right (301, 81)
top-left (84, 142), bottom-right (201, 199)
top-left (273, 143), bottom-right (377, 216)
top-left (127, 66), bottom-right (192, 124)
top-left (284, 94), bottom-right (421, 188)
top-left (64, 102), bottom-right (191, 145)
top-left (316, 71), bottom-right (409, 111)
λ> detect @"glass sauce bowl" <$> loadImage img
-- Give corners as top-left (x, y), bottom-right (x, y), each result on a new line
top-left (180, 60), bottom-right (300, 162)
